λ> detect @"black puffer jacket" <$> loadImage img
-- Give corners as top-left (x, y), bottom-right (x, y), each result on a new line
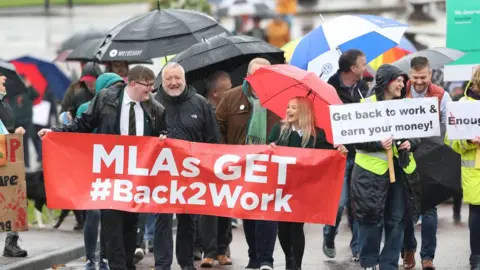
top-left (53, 83), bottom-right (166, 137)
top-left (350, 64), bottom-right (422, 224)
top-left (154, 85), bottom-right (220, 144)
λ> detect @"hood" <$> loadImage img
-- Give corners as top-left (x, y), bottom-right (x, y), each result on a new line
top-left (95, 73), bottom-right (124, 93)
top-left (464, 81), bottom-right (480, 100)
top-left (157, 85), bottom-right (197, 104)
top-left (371, 64), bottom-right (408, 101)
top-left (81, 62), bottom-right (102, 78)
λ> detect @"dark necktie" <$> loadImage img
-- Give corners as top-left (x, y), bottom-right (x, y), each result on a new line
top-left (129, 101), bottom-right (136, 136)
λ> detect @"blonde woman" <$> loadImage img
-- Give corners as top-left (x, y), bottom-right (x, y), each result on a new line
top-left (445, 68), bottom-right (480, 270)
top-left (268, 96), bottom-right (347, 270)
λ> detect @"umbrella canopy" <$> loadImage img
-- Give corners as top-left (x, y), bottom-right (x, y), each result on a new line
top-left (291, 14), bottom-right (409, 81)
top-left (216, 0), bottom-right (276, 18)
top-left (368, 36), bottom-right (417, 71)
top-left (246, 64), bottom-right (343, 143)
top-left (413, 126), bottom-right (462, 212)
top-left (95, 9), bottom-right (232, 62)
top-left (11, 56), bottom-right (71, 101)
top-left (9, 61), bottom-right (47, 104)
top-left (0, 61), bottom-right (28, 97)
top-left (281, 37), bottom-right (302, 63)
top-left (65, 38), bottom-right (154, 64)
top-left (155, 35), bottom-right (285, 95)
top-left (57, 29), bottom-right (108, 54)
top-left (392, 47), bottom-right (465, 74)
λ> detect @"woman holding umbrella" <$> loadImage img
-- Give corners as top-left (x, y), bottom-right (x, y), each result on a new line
top-left (268, 96), bottom-right (347, 270)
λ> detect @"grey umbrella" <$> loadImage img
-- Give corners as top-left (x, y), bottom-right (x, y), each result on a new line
top-left (392, 47), bottom-right (465, 73)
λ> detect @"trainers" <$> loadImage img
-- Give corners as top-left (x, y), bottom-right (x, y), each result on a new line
top-left (260, 265), bottom-right (273, 270)
top-left (322, 239), bottom-right (336, 258)
top-left (99, 259), bottom-right (110, 270)
top-left (84, 260), bottom-right (96, 270)
top-left (133, 248), bottom-right (144, 264)
top-left (352, 253), bottom-right (360, 262)
top-left (217, 255), bottom-right (232, 265)
top-left (245, 260), bottom-right (260, 270)
top-left (364, 267), bottom-right (376, 270)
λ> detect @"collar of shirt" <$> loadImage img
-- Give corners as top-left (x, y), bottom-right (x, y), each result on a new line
top-left (292, 126), bottom-right (303, 137)
top-left (410, 85), bottom-right (428, 98)
top-left (123, 87), bottom-right (140, 107)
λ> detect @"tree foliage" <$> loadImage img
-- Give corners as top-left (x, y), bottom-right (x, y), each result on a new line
top-left (150, 0), bottom-right (212, 15)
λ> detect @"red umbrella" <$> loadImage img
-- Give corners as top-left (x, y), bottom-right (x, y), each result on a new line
top-left (246, 64), bottom-right (343, 143)
top-left (9, 61), bottom-right (47, 105)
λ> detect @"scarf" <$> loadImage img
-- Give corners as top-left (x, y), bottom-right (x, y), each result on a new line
top-left (242, 80), bottom-right (267, 145)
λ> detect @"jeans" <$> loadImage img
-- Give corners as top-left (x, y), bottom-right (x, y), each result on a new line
top-left (358, 170), bottom-right (406, 270)
top-left (243, 219), bottom-right (277, 267)
top-left (154, 214), bottom-right (196, 270)
top-left (145, 214), bottom-right (155, 241)
top-left (469, 205), bottom-right (480, 268)
top-left (403, 207), bottom-right (437, 260)
top-left (84, 210), bottom-right (106, 261)
top-left (323, 158), bottom-right (359, 255)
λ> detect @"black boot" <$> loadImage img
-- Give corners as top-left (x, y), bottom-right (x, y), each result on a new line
top-left (3, 234), bottom-right (27, 257)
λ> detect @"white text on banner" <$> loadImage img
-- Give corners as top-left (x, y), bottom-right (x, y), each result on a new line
top-left (446, 101), bottom-right (480, 140)
top-left (329, 97), bottom-right (441, 145)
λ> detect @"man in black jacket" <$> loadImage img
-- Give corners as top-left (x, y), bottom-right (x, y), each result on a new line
top-left (153, 62), bottom-right (220, 270)
top-left (38, 66), bottom-right (167, 270)
top-left (324, 49), bottom-right (369, 261)
top-left (0, 72), bottom-right (28, 258)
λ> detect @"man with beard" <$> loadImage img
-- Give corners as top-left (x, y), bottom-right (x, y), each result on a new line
top-left (38, 66), bottom-right (167, 270)
top-left (153, 62), bottom-right (220, 270)
top-left (401, 56), bottom-right (451, 270)
top-left (0, 71), bottom-right (27, 258)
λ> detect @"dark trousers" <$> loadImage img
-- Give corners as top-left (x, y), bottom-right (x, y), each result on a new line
top-left (84, 210), bottom-right (106, 261)
top-left (403, 207), bottom-right (437, 260)
top-left (101, 210), bottom-right (138, 270)
top-left (136, 214), bottom-right (147, 248)
top-left (243, 219), bottom-right (277, 267)
top-left (453, 194), bottom-right (463, 217)
top-left (278, 222), bottom-right (305, 268)
top-left (154, 214), bottom-right (196, 270)
top-left (358, 170), bottom-right (406, 270)
top-left (469, 205), bottom-right (480, 268)
top-left (21, 121), bottom-right (42, 168)
top-left (194, 216), bottom-right (203, 252)
top-left (200, 215), bottom-right (232, 258)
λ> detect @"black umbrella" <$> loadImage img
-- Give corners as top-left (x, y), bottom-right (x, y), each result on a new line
top-left (0, 61), bottom-right (28, 97)
top-left (154, 35), bottom-right (285, 95)
top-left (216, 0), bottom-right (276, 18)
top-left (95, 9), bottom-right (232, 62)
top-left (66, 38), bottom-right (153, 64)
top-left (57, 29), bottom-right (108, 54)
top-left (413, 126), bottom-right (462, 212)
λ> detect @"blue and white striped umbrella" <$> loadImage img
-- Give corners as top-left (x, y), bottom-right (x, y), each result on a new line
top-left (290, 15), bottom-right (409, 81)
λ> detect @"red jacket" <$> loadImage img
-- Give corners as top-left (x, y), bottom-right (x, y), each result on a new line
top-left (405, 81), bottom-right (445, 116)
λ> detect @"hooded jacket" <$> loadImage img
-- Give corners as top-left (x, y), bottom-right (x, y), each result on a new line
top-left (350, 64), bottom-right (422, 224)
top-left (154, 85), bottom-right (220, 144)
top-left (76, 73), bottom-right (124, 118)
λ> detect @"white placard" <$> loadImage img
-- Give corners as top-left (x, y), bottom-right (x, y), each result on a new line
top-left (32, 101), bottom-right (51, 127)
top-left (446, 101), bottom-right (480, 140)
top-left (329, 97), bottom-right (441, 145)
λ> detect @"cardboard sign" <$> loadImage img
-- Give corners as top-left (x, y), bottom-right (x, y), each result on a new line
top-left (446, 101), bottom-right (480, 140)
top-left (0, 134), bottom-right (27, 232)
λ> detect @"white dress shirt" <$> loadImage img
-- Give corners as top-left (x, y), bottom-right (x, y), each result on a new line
top-left (292, 125), bottom-right (303, 137)
top-left (120, 88), bottom-right (144, 136)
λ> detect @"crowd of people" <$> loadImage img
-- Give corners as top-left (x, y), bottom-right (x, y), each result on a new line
top-left (1, 46), bottom-right (479, 270)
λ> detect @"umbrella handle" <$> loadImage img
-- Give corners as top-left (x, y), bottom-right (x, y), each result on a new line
top-left (475, 146), bottom-right (480, 169)
top-left (387, 148), bottom-right (396, 183)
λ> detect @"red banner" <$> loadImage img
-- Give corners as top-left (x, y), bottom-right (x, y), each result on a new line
top-left (43, 133), bottom-right (346, 224)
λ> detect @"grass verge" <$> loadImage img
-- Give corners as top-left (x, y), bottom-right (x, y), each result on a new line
top-left (0, 0), bottom-right (148, 9)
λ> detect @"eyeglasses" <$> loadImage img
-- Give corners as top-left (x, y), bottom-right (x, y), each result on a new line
top-left (135, 81), bottom-right (154, 88)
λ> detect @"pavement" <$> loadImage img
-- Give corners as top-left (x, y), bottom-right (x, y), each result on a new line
top-left (0, 216), bottom-right (84, 270)
top-left (54, 203), bottom-right (471, 270)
